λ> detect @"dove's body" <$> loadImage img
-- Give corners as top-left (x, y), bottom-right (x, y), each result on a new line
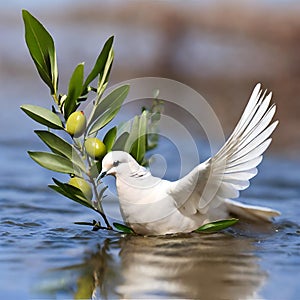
top-left (115, 173), bottom-right (207, 235)
top-left (101, 84), bottom-right (280, 235)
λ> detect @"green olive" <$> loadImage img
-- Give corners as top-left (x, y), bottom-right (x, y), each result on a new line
top-left (74, 274), bottom-right (94, 299)
top-left (84, 137), bottom-right (107, 160)
top-left (68, 177), bottom-right (93, 201)
top-left (66, 111), bottom-right (86, 137)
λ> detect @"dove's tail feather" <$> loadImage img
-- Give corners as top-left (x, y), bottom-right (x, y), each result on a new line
top-left (225, 199), bottom-right (280, 222)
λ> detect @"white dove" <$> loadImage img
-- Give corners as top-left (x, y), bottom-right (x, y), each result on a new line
top-left (100, 83), bottom-right (280, 235)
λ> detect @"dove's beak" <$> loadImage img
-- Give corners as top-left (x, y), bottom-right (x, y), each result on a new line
top-left (99, 171), bottom-right (107, 179)
top-left (99, 165), bottom-right (117, 179)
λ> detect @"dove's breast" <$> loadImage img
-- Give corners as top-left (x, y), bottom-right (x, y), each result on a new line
top-left (115, 176), bottom-right (204, 235)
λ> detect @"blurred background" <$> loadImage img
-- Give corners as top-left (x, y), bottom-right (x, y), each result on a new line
top-left (1, 0), bottom-right (300, 156)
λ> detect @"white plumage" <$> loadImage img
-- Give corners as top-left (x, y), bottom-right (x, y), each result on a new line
top-left (100, 83), bottom-right (280, 235)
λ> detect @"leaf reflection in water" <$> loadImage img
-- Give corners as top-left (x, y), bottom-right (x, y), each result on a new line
top-left (37, 233), bottom-right (267, 299)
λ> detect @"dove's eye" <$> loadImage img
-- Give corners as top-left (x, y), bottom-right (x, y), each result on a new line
top-left (113, 160), bottom-right (120, 167)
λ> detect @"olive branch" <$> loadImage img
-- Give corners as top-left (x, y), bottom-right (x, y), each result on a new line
top-left (20, 10), bottom-right (162, 231)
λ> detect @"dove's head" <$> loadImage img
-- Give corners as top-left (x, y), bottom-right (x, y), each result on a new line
top-left (99, 151), bottom-right (140, 178)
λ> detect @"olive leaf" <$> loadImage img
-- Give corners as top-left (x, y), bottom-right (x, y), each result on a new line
top-left (116, 119), bottom-right (132, 137)
top-left (113, 222), bottom-right (135, 234)
top-left (88, 85), bottom-right (129, 135)
top-left (130, 110), bottom-right (148, 164)
top-left (97, 48), bottom-right (114, 98)
top-left (194, 218), bottom-right (239, 233)
top-left (64, 63), bottom-right (84, 118)
top-left (28, 151), bottom-right (81, 176)
top-left (120, 111), bottom-right (148, 164)
top-left (22, 10), bottom-right (58, 95)
top-left (103, 126), bottom-right (117, 152)
top-left (34, 130), bottom-right (86, 171)
top-left (49, 178), bottom-right (94, 209)
top-left (141, 99), bottom-right (163, 151)
top-left (89, 161), bottom-right (102, 178)
top-left (111, 132), bottom-right (130, 151)
top-left (82, 36), bottom-right (114, 96)
top-left (123, 115), bottom-right (138, 153)
top-left (88, 107), bottom-right (119, 136)
top-left (21, 104), bottom-right (63, 129)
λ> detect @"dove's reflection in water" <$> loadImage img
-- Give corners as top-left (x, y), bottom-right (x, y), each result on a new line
top-left (38, 233), bottom-right (266, 299)
top-left (116, 233), bottom-right (266, 299)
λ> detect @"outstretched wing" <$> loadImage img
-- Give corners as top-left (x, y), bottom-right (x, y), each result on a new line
top-left (169, 83), bottom-right (278, 217)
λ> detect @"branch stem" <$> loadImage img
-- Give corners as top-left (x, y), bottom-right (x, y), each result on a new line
top-left (87, 157), bottom-right (112, 229)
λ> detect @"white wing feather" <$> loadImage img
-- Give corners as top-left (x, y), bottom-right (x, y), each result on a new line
top-left (169, 83), bottom-right (280, 220)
